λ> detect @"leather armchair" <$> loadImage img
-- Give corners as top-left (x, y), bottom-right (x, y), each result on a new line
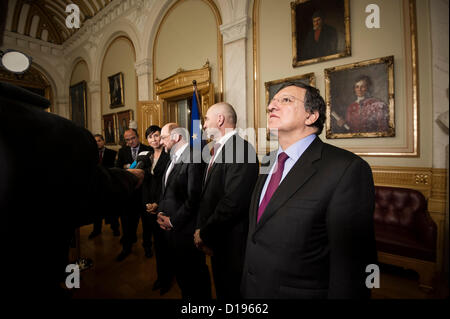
top-left (374, 186), bottom-right (437, 291)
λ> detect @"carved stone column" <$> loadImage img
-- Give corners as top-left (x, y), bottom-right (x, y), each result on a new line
top-left (135, 58), bottom-right (152, 101)
top-left (88, 80), bottom-right (101, 134)
top-left (220, 16), bottom-right (250, 129)
top-left (56, 95), bottom-right (70, 120)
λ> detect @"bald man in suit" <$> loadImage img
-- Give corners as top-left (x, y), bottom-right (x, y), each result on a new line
top-left (195, 103), bottom-right (259, 299)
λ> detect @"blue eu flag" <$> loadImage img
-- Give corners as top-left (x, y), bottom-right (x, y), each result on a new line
top-left (190, 89), bottom-right (202, 151)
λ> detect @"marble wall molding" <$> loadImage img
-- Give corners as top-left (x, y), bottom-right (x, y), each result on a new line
top-left (220, 16), bottom-right (250, 44)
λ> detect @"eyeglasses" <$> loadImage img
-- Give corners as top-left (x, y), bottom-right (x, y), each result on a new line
top-left (269, 95), bottom-right (304, 106)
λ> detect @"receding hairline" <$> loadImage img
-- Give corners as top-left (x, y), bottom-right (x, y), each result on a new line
top-left (124, 128), bottom-right (138, 136)
top-left (209, 102), bottom-right (237, 125)
top-left (162, 122), bottom-right (179, 133)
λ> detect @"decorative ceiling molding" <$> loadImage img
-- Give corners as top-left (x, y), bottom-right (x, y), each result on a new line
top-left (7, 0), bottom-right (112, 45)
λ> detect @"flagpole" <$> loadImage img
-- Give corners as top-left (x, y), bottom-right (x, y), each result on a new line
top-left (192, 80), bottom-right (201, 116)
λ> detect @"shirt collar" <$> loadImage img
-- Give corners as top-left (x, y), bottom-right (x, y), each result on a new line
top-left (173, 142), bottom-right (188, 161)
top-left (216, 129), bottom-right (237, 146)
top-left (277, 134), bottom-right (316, 162)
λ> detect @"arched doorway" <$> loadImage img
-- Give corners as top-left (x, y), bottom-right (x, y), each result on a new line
top-left (0, 64), bottom-right (53, 111)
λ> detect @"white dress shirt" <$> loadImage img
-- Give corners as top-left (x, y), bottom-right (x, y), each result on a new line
top-left (259, 134), bottom-right (316, 205)
top-left (164, 142), bottom-right (188, 186)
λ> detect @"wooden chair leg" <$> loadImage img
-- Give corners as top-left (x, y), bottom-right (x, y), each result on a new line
top-left (418, 268), bottom-right (435, 293)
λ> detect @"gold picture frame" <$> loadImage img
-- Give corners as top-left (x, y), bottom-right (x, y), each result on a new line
top-left (117, 110), bottom-right (133, 145)
top-left (108, 72), bottom-right (124, 108)
top-left (264, 73), bottom-right (315, 140)
top-left (69, 81), bottom-right (87, 128)
top-left (325, 56), bottom-right (395, 139)
top-left (102, 113), bottom-right (116, 145)
top-left (291, 0), bottom-right (351, 67)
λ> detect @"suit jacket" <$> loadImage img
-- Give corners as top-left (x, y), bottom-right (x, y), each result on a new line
top-left (158, 145), bottom-right (205, 235)
top-left (116, 143), bottom-right (152, 168)
top-left (300, 24), bottom-right (337, 60)
top-left (241, 137), bottom-right (377, 299)
top-left (100, 147), bottom-right (117, 168)
top-left (197, 134), bottom-right (259, 270)
top-left (0, 81), bottom-right (138, 299)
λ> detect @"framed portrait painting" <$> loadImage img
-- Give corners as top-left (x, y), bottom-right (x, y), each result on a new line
top-left (117, 110), bottom-right (133, 145)
top-left (265, 73), bottom-right (315, 140)
top-left (108, 72), bottom-right (124, 108)
top-left (291, 0), bottom-right (350, 67)
top-left (69, 81), bottom-right (87, 128)
top-left (103, 113), bottom-right (116, 145)
top-left (324, 56), bottom-right (395, 139)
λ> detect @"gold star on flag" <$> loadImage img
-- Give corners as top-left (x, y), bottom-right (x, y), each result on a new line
top-left (192, 133), bottom-right (198, 140)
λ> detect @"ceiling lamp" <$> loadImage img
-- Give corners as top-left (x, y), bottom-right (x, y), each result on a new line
top-left (0, 49), bottom-right (32, 74)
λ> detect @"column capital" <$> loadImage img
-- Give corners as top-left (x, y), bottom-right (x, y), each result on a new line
top-left (134, 58), bottom-right (152, 77)
top-left (220, 16), bottom-right (250, 44)
top-left (88, 80), bottom-right (101, 93)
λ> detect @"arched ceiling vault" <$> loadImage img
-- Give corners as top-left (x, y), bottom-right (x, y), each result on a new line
top-left (8, 0), bottom-right (112, 45)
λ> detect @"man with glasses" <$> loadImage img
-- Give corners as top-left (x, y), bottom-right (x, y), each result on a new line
top-left (116, 129), bottom-right (153, 261)
top-left (150, 123), bottom-right (211, 299)
top-left (241, 82), bottom-right (377, 299)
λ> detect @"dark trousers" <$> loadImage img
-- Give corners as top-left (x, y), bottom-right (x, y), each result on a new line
top-left (211, 252), bottom-right (243, 299)
top-left (167, 231), bottom-right (211, 299)
top-left (120, 210), bottom-right (153, 251)
top-left (140, 211), bottom-right (153, 250)
top-left (151, 214), bottom-right (173, 285)
top-left (120, 212), bottom-right (139, 250)
top-left (92, 216), bottom-right (119, 233)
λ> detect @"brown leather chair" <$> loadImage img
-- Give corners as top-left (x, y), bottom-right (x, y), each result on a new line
top-left (374, 186), bottom-right (437, 291)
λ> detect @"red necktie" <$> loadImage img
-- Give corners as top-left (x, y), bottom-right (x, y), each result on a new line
top-left (314, 29), bottom-right (321, 42)
top-left (99, 150), bottom-right (103, 164)
top-left (257, 152), bottom-right (289, 223)
top-left (205, 143), bottom-right (221, 180)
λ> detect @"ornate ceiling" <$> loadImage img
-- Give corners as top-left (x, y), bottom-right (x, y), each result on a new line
top-left (6, 0), bottom-right (112, 45)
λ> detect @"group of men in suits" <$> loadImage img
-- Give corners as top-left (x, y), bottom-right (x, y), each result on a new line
top-left (141, 83), bottom-right (377, 299)
top-left (145, 104), bottom-right (259, 299)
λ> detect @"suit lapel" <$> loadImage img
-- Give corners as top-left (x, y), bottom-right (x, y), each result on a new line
top-left (203, 135), bottom-right (235, 189)
top-left (163, 146), bottom-right (190, 194)
top-left (161, 155), bottom-right (174, 196)
top-left (254, 137), bottom-right (323, 233)
top-left (248, 171), bottom-right (270, 233)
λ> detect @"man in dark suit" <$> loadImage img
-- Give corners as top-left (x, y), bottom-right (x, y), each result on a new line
top-left (153, 123), bottom-right (211, 299)
top-left (0, 81), bottom-right (144, 300)
top-left (0, 0), bottom-right (144, 302)
top-left (194, 103), bottom-right (259, 299)
top-left (116, 128), bottom-right (153, 261)
top-left (241, 82), bottom-right (377, 299)
top-left (89, 134), bottom-right (120, 238)
top-left (300, 11), bottom-right (338, 61)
